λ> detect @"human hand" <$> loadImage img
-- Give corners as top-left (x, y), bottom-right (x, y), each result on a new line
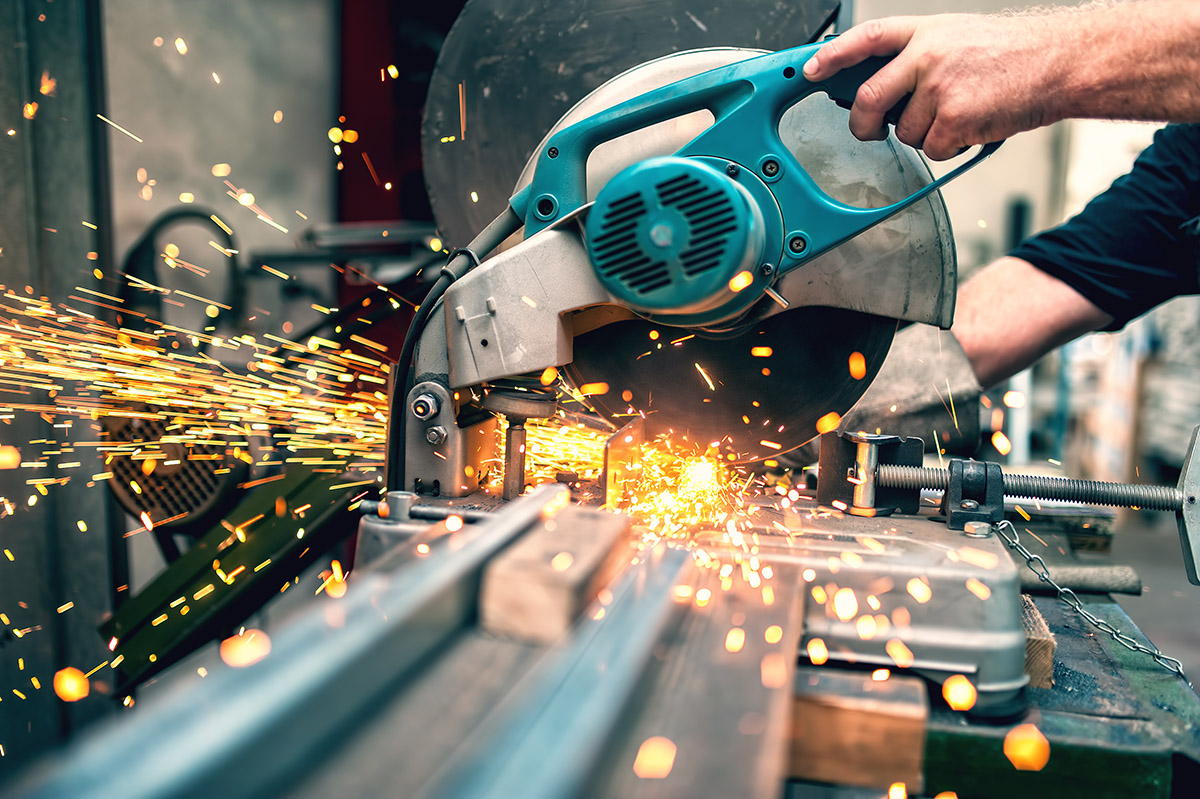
top-left (803, 14), bottom-right (1065, 160)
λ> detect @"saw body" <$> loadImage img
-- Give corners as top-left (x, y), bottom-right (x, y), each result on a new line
top-left (403, 42), bottom-right (997, 495)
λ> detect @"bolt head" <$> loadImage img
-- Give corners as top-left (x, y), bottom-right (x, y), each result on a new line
top-left (762, 159), bottom-right (779, 177)
top-left (960, 499), bottom-right (980, 510)
top-left (963, 521), bottom-right (993, 538)
top-left (425, 425), bottom-right (447, 445)
top-left (759, 263), bottom-right (774, 276)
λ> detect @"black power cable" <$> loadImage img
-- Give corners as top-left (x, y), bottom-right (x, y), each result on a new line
top-left (386, 206), bottom-right (523, 492)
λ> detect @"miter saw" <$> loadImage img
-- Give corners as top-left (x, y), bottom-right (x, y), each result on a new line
top-left (390, 43), bottom-right (998, 499)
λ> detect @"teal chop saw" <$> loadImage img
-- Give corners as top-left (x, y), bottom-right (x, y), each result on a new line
top-left (389, 40), bottom-right (999, 498)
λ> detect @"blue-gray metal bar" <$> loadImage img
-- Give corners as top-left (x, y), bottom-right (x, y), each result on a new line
top-left (432, 543), bottom-right (691, 799)
top-left (8, 484), bottom-right (569, 799)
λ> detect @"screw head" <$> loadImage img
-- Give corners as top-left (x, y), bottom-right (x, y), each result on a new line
top-left (759, 263), bottom-right (774, 276)
top-left (960, 499), bottom-right (979, 510)
top-left (547, 147), bottom-right (559, 158)
top-left (648, 222), bottom-right (674, 248)
top-left (762, 159), bottom-right (780, 177)
top-left (425, 425), bottom-right (447, 445)
top-left (725, 163), bottom-right (740, 176)
top-left (788, 236), bottom-right (807, 254)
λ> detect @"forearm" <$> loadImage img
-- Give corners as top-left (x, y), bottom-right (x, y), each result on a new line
top-left (1052, 1), bottom-right (1200, 124)
top-left (951, 257), bottom-right (1113, 388)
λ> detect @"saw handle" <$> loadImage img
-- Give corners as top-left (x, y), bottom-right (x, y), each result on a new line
top-left (513, 42), bottom-right (999, 273)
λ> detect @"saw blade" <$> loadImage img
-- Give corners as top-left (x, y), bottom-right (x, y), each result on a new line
top-left (422, 0), bottom-right (840, 247)
top-left (565, 307), bottom-right (895, 462)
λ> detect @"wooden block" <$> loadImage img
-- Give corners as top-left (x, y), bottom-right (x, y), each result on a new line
top-left (479, 506), bottom-right (632, 643)
top-left (1022, 594), bottom-right (1056, 689)
top-left (789, 667), bottom-right (928, 792)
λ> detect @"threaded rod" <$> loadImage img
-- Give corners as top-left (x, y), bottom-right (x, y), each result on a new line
top-left (876, 463), bottom-right (1184, 512)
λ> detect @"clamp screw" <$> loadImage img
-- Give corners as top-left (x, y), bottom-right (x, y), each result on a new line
top-left (759, 263), bottom-right (774, 276)
top-left (726, 163), bottom-right (740, 176)
top-left (547, 147), bottom-right (559, 158)
top-left (788, 236), bottom-right (807, 255)
top-left (762, 159), bottom-right (780, 177)
top-left (425, 426), bottom-right (447, 445)
top-left (959, 499), bottom-right (979, 510)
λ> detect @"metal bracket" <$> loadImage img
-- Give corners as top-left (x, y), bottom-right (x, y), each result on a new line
top-left (941, 459), bottom-right (1005, 530)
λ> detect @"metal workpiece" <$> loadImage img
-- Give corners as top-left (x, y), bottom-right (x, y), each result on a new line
top-left (442, 228), bottom-right (612, 388)
top-left (425, 544), bottom-right (690, 798)
top-left (403, 380), bottom-right (497, 497)
top-left (10, 485), bottom-right (571, 799)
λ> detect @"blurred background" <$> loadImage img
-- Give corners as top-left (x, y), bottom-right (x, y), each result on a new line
top-left (1, 0), bottom-right (1196, 775)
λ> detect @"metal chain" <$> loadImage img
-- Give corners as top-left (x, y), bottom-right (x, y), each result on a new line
top-left (993, 519), bottom-right (1191, 687)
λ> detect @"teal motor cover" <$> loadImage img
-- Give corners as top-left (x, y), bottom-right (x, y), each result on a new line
top-left (584, 156), bottom-right (765, 317)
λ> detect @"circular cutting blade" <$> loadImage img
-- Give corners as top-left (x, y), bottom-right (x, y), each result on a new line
top-left (422, 0), bottom-right (840, 247)
top-left (565, 307), bottom-right (895, 461)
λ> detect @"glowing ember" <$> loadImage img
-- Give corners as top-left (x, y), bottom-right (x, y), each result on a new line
top-left (816, 411), bottom-right (841, 434)
top-left (965, 577), bottom-right (992, 600)
top-left (942, 674), bottom-right (977, 711)
top-left (53, 667), bottom-right (89, 702)
top-left (905, 577), bottom-right (932, 604)
top-left (727, 270), bottom-right (754, 292)
top-left (888, 783), bottom-right (907, 799)
top-left (219, 629), bottom-right (271, 667)
top-left (764, 624), bottom-right (783, 644)
top-left (885, 638), bottom-right (914, 668)
top-left (806, 637), bottom-right (829, 665)
top-left (1003, 723), bottom-right (1050, 771)
top-left (724, 627), bottom-right (745, 653)
top-left (633, 736), bottom-right (677, 779)
top-left (991, 430), bottom-right (1013, 456)
top-left (832, 587), bottom-right (858, 621)
top-left (848, 351), bottom-right (867, 380)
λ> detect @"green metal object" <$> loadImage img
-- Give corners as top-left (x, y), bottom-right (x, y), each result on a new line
top-left (922, 596), bottom-right (1200, 798)
top-left (98, 463), bottom-right (370, 691)
top-left (511, 41), bottom-right (1000, 326)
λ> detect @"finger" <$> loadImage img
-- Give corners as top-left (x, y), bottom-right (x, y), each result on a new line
top-left (847, 58), bottom-right (917, 142)
top-left (922, 116), bottom-right (970, 161)
top-left (891, 86), bottom-right (936, 150)
top-left (803, 17), bottom-right (919, 81)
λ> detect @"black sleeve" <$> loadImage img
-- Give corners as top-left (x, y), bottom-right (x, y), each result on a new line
top-left (1009, 124), bottom-right (1200, 330)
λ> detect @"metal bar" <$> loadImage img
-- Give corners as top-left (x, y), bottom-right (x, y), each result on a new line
top-left (10, 484), bottom-right (569, 799)
top-left (431, 543), bottom-right (690, 799)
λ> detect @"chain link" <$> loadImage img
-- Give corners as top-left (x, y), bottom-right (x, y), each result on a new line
top-left (993, 519), bottom-right (1191, 687)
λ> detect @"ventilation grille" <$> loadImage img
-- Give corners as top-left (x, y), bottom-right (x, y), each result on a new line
top-left (654, 173), bottom-right (737, 278)
top-left (105, 414), bottom-right (234, 528)
top-left (589, 192), bottom-right (671, 296)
